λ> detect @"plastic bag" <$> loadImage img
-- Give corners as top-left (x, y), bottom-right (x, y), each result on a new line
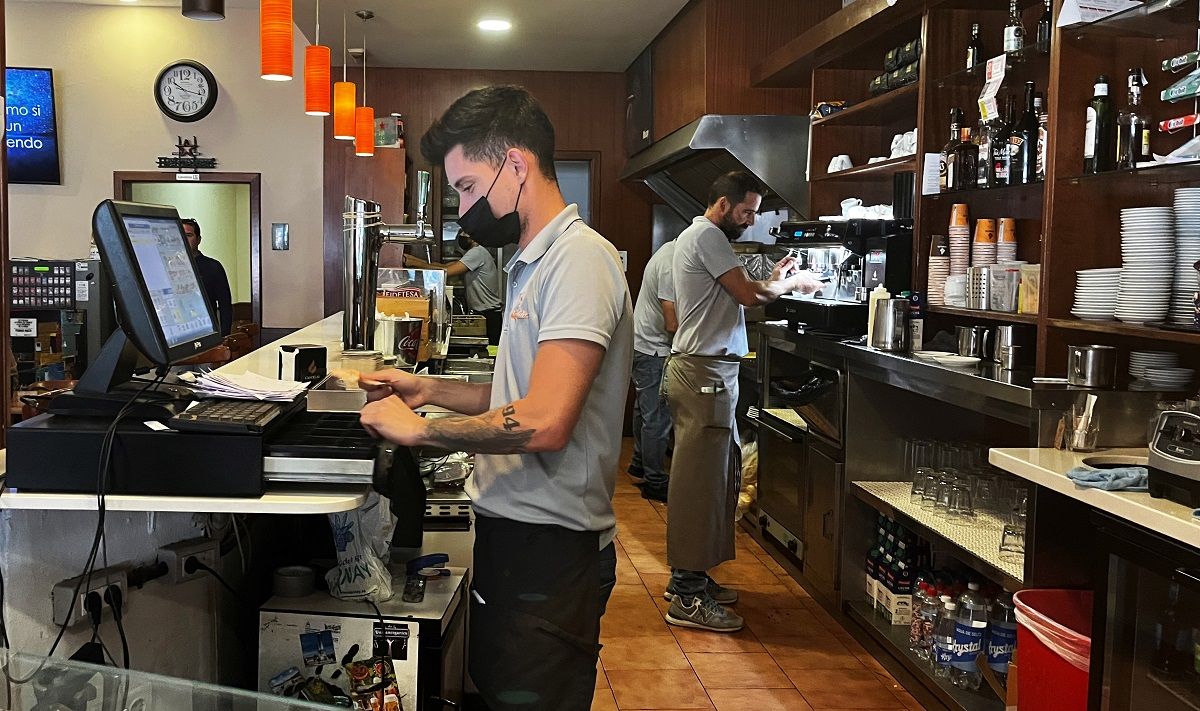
top-left (325, 494), bottom-right (395, 602)
top-left (736, 440), bottom-right (759, 521)
top-left (1013, 589), bottom-right (1092, 672)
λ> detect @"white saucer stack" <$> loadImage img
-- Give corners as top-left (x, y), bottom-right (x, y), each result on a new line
top-left (1144, 367), bottom-right (1196, 390)
top-left (1071, 267), bottom-right (1121, 320)
top-left (1173, 188), bottom-right (1200, 325)
top-left (1129, 350), bottom-right (1179, 380)
top-left (1116, 206), bottom-right (1175, 324)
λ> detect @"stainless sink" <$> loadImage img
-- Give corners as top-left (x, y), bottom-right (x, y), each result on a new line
top-left (1082, 455), bottom-right (1148, 469)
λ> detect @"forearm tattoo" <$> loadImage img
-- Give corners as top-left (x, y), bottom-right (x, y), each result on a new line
top-left (423, 402), bottom-right (534, 453)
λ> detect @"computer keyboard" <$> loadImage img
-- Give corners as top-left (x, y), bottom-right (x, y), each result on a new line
top-left (169, 399), bottom-right (287, 434)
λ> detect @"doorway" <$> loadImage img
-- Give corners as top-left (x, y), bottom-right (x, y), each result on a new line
top-left (114, 172), bottom-right (262, 335)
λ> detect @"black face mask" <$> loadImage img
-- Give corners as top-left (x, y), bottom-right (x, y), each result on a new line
top-left (457, 165), bottom-right (523, 248)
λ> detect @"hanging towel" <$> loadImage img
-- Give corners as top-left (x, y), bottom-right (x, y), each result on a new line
top-left (1066, 466), bottom-right (1149, 492)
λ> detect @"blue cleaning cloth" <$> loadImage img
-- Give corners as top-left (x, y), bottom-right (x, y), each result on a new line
top-left (1066, 466), bottom-right (1149, 492)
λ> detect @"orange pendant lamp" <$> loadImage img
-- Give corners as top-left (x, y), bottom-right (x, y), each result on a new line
top-left (354, 32), bottom-right (374, 157)
top-left (332, 14), bottom-right (355, 140)
top-left (260, 0), bottom-right (292, 81)
top-left (303, 0), bottom-right (330, 115)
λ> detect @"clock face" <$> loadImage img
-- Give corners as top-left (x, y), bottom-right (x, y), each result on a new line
top-left (155, 61), bottom-right (218, 122)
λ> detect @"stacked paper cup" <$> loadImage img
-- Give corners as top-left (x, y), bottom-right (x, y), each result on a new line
top-left (949, 204), bottom-right (971, 276)
top-left (928, 235), bottom-right (950, 306)
top-left (997, 217), bottom-right (1018, 263)
top-left (972, 218), bottom-right (998, 266)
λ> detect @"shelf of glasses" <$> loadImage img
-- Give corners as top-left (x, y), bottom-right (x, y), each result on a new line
top-left (851, 480), bottom-right (1024, 588)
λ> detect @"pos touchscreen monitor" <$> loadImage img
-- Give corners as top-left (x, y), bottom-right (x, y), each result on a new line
top-left (57, 200), bottom-right (224, 416)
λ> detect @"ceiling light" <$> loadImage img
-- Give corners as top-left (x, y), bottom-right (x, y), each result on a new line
top-left (120, 0), bottom-right (138, 4)
top-left (182, 0), bottom-right (224, 19)
top-left (477, 19), bottom-right (512, 32)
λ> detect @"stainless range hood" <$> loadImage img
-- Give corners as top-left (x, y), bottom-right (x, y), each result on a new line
top-left (620, 114), bottom-right (810, 220)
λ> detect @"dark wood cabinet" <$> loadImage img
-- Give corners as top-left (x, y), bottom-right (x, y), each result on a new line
top-left (803, 442), bottom-right (842, 601)
top-left (625, 48), bottom-right (654, 156)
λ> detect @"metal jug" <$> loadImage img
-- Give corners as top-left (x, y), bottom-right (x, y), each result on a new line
top-left (871, 298), bottom-right (910, 352)
top-left (956, 325), bottom-right (992, 358)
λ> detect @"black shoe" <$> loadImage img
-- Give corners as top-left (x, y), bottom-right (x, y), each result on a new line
top-left (639, 482), bottom-right (668, 502)
top-left (627, 466), bottom-right (646, 485)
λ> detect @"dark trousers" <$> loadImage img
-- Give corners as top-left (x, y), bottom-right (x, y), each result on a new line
top-left (480, 308), bottom-right (504, 345)
top-left (630, 352), bottom-right (672, 488)
top-left (469, 516), bottom-right (617, 710)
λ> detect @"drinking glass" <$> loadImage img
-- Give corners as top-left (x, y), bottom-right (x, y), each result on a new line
top-left (946, 484), bottom-right (975, 524)
top-left (972, 472), bottom-right (999, 514)
top-left (910, 467), bottom-right (937, 505)
top-left (999, 525), bottom-right (1026, 561)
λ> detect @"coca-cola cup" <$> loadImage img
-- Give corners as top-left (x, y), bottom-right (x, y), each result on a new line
top-left (394, 317), bottom-right (423, 367)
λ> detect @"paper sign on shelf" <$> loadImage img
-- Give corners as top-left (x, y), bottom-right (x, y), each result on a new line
top-left (921, 153), bottom-right (942, 196)
top-left (1056, 0), bottom-right (1141, 28)
top-left (978, 55), bottom-right (1007, 123)
top-left (10, 318), bottom-right (35, 337)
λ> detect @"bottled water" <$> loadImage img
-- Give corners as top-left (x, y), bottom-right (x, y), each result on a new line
top-left (950, 582), bottom-right (988, 690)
top-left (987, 590), bottom-right (1018, 688)
top-left (932, 599), bottom-right (958, 679)
top-left (910, 583), bottom-right (941, 661)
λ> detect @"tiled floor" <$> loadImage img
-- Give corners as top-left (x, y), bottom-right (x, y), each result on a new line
top-left (595, 442), bottom-right (925, 711)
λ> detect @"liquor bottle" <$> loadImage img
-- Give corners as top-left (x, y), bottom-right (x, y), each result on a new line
top-left (953, 124), bottom-right (978, 190)
top-left (1036, 0), bottom-right (1053, 54)
top-left (991, 96), bottom-right (1016, 188)
top-left (1117, 68), bottom-right (1152, 170)
top-left (940, 108), bottom-right (964, 192)
top-left (1035, 93), bottom-right (1049, 182)
top-left (1004, 0), bottom-right (1025, 53)
top-left (1010, 81), bottom-right (1039, 184)
top-left (966, 23), bottom-right (984, 70)
top-left (1084, 75), bottom-right (1116, 174)
top-left (976, 114), bottom-right (994, 189)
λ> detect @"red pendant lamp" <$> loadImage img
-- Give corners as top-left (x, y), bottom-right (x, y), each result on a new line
top-left (354, 32), bottom-right (374, 157)
top-left (260, 0), bottom-right (292, 81)
top-left (303, 0), bottom-right (330, 115)
top-left (332, 13), bottom-right (355, 140)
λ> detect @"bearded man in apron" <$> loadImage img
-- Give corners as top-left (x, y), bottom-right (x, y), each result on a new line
top-left (664, 171), bottom-right (824, 633)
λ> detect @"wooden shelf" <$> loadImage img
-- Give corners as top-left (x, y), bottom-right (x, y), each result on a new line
top-left (812, 156), bottom-right (916, 182)
top-left (1047, 318), bottom-right (1200, 345)
top-left (812, 84), bottom-right (920, 128)
top-left (851, 481), bottom-right (1024, 590)
top-left (846, 601), bottom-right (1006, 711)
top-left (925, 181), bottom-right (1046, 201)
top-left (926, 305), bottom-right (1039, 324)
top-left (1066, 0), bottom-right (1199, 40)
top-left (930, 41), bottom-right (1050, 90)
top-left (1059, 159), bottom-right (1200, 186)
top-left (752, 0), bottom-right (926, 85)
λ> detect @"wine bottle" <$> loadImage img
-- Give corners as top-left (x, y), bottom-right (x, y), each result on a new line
top-left (953, 124), bottom-right (978, 191)
top-left (1084, 75), bottom-right (1116, 174)
top-left (1004, 0), bottom-right (1025, 53)
top-left (991, 96), bottom-right (1016, 188)
top-left (977, 115), bottom-right (994, 189)
top-left (966, 23), bottom-right (984, 70)
top-left (1117, 68), bottom-right (1152, 170)
top-left (1036, 0), bottom-right (1052, 54)
top-left (1035, 93), bottom-right (1049, 182)
top-left (940, 108), bottom-right (964, 192)
top-left (1011, 82), bottom-right (1039, 184)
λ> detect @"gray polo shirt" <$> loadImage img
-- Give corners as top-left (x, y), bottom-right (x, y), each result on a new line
top-left (459, 244), bottom-right (502, 313)
top-left (466, 204), bottom-right (633, 545)
top-left (632, 240), bottom-right (676, 357)
top-left (671, 216), bottom-right (747, 357)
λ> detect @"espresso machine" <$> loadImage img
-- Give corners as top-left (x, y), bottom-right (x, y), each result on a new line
top-left (766, 218), bottom-right (913, 335)
top-left (343, 170), bottom-right (437, 351)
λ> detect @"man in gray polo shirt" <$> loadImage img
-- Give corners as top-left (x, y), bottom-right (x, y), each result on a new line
top-left (358, 85), bottom-right (632, 710)
top-left (404, 232), bottom-right (504, 343)
top-left (664, 171), bottom-right (822, 634)
top-left (629, 239), bottom-right (677, 502)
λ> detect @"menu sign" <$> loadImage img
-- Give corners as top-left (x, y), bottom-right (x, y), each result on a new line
top-left (977, 55), bottom-right (1007, 123)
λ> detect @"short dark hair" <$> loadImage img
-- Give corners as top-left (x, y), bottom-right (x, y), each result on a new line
top-left (707, 171), bottom-right (766, 208)
top-left (180, 218), bottom-right (201, 239)
top-left (421, 85), bottom-right (558, 181)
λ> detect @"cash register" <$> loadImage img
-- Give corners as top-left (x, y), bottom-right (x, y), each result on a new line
top-left (5, 200), bottom-right (353, 498)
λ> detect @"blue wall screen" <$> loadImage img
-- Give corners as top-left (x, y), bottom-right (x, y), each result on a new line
top-left (5, 67), bottom-right (61, 185)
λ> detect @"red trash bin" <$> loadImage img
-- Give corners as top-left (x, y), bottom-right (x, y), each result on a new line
top-left (1012, 589), bottom-right (1093, 711)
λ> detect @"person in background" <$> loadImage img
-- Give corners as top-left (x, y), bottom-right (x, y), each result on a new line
top-left (403, 231), bottom-right (504, 344)
top-left (663, 171), bottom-right (823, 633)
top-left (628, 239), bottom-right (677, 503)
top-left (356, 85), bottom-right (632, 710)
top-left (180, 218), bottom-right (233, 337)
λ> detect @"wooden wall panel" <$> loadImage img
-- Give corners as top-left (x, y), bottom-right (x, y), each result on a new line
top-left (652, 0), bottom-right (708, 141)
top-left (322, 68), bottom-right (653, 316)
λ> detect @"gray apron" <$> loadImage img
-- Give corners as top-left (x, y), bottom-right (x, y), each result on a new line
top-left (664, 354), bottom-right (742, 572)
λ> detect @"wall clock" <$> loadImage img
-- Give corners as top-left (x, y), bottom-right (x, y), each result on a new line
top-left (154, 60), bottom-right (218, 123)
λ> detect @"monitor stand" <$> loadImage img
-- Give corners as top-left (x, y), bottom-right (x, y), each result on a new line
top-left (48, 331), bottom-right (195, 420)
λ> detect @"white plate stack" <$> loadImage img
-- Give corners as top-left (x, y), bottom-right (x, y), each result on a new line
top-left (1116, 206), bottom-right (1175, 324)
top-left (950, 230), bottom-right (970, 276)
top-left (1129, 350), bottom-right (1179, 380)
top-left (1173, 188), bottom-right (1200, 325)
top-left (1071, 267), bottom-right (1121, 320)
top-left (1145, 367), bottom-right (1196, 390)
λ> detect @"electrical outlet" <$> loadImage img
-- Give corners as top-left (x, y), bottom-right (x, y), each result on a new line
top-left (52, 565), bottom-right (128, 628)
top-left (159, 537), bottom-right (219, 584)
